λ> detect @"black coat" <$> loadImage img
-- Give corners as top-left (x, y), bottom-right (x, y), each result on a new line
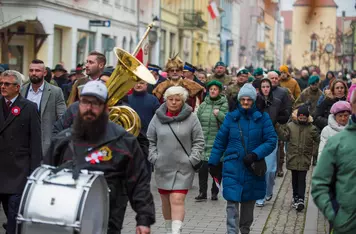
top-left (256, 94), bottom-right (289, 125)
top-left (314, 95), bottom-right (346, 130)
top-left (272, 86), bottom-right (293, 117)
top-left (297, 77), bottom-right (309, 91)
top-left (44, 121), bottom-right (155, 230)
top-left (0, 95), bottom-right (42, 194)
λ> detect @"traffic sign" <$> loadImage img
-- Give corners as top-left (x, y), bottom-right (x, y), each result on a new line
top-left (89, 20), bottom-right (111, 27)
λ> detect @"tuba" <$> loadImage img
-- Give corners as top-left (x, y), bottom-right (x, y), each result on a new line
top-left (106, 23), bottom-right (156, 136)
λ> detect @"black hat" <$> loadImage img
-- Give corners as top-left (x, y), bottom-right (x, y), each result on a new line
top-left (183, 62), bottom-right (196, 73)
top-left (52, 64), bottom-right (67, 73)
top-left (100, 66), bottom-right (115, 78)
top-left (297, 105), bottom-right (310, 117)
top-left (147, 64), bottom-right (161, 72)
top-left (68, 69), bottom-right (76, 77)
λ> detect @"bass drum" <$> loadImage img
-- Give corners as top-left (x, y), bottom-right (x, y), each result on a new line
top-left (17, 165), bottom-right (110, 234)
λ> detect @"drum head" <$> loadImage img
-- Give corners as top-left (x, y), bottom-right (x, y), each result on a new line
top-left (79, 176), bottom-right (109, 234)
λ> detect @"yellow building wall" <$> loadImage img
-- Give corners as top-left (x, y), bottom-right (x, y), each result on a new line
top-left (291, 6), bottom-right (337, 73)
top-left (192, 0), bottom-right (209, 67)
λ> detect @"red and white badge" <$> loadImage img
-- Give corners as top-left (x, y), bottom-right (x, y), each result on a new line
top-left (85, 150), bottom-right (104, 164)
top-left (11, 106), bottom-right (21, 116)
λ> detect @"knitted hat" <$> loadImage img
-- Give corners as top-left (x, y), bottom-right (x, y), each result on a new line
top-left (308, 75), bottom-right (320, 85)
top-left (253, 68), bottom-right (264, 76)
top-left (330, 101), bottom-right (351, 115)
top-left (238, 83), bottom-right (257, 101)
top-left (206, 80), bottom-right (223, 91)
top-left (279, 65), bottom-right (289, 74)
top-left (297, 105), bottom-right (309, 117)
top-left (214, 61), bottom-right (226, 68)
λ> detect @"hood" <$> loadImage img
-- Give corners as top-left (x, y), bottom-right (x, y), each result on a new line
top-left (204, 95), bottom-right (227, 105)
top-left (155, 103), bottom-right (192, 124)
top-left (327, 114), bottom-right (346, 132)
top-left (291, 109), bottom-right (313, 124)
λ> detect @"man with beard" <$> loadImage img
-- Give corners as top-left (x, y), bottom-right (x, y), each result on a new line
top-left (206, 61), bottom-right (232, 89)
top-left (21, 59), bottom-right (66, 156)
top-left (85, 51), bottom-right (106, 81)
top-left (226, 68), bottom-right (249, 111)
top-left (44, 81), bottom-right (155, 234)
top-left (297, 69), bottom-right (310, 91)
top-left (152, 56), bottom-right (204, 111)
top-left (268, 71), bottom-right (293, 177)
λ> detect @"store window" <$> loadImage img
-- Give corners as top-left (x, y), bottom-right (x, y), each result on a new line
top-left (76, 31), bottom-right (95, 65)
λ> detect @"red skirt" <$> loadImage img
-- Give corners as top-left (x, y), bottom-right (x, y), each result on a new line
top-left (158, 189), bottom-right (188, 195)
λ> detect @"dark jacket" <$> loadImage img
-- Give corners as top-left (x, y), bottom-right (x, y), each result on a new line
top-left (297, 77), bottom-right (309, 91)
top-left (44, 121), bottom-right (155, 231)
top-left (52, 101), bottom-right (79, 135)
top-left (256, 93), bottom-right (288, 125)
top-left (314, 91), bottom-right (346, 130)
top-left (272, 86), bottom-right (293, 117)
top-left (0, 95), bottom-right (42, 194)
top-left (209, 103), bottom-right (277, 202)
top-left (128, 91), bottom-right (160, 134)
top-left (294, 86), bottom-right (322, 117)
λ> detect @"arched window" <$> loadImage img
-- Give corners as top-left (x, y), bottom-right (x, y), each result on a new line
top-left (129, 37), bottom-right (134, 53)
top-left (122, 36), bottom-right (127, 51)
top-left (310, 33), bottom-right (318, 52)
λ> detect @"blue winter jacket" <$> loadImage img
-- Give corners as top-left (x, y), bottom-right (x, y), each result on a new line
top-left (208, 104), bottom-right (277, 202)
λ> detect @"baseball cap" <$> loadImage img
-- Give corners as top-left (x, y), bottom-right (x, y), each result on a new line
top-left (81, 81), bottom-right (108, 103)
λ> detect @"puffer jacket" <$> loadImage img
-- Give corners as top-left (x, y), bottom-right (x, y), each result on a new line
top-left (208, 103), bottom-right (277, 202)
top-left (276, 110), bottom-right (320, 171)
top-left (314, 90), bottom-right (346, 130)
top-left (312, 119), bottom-right (356, 234)
top-left (197, 95), bottom-right (229, 161)
top-left (318, 114), bottom-right (346, 158)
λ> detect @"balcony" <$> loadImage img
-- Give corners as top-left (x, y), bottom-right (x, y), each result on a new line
top-left (179, 10), bottom-right (207, 29)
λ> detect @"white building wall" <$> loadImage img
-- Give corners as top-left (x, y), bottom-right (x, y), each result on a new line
top-left (230, 1), bottom-right (241, 68)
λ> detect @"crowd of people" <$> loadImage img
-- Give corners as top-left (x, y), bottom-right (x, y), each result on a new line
top-left (0, 51), bottom-right (356, 234)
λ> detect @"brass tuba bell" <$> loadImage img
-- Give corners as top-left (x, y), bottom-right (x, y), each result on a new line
top-left (106, 47), bottom-right (156, 136)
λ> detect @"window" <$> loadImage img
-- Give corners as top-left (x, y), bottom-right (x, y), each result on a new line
top-left (160, 29), bottom-right (166, 67)
top-left (122, 36), bottom-right (127, 51)
top-left (102, 35), bottom-right (111, 63)
top-left (53, 28), bottom-right (63, 65)
top-left (76, 31), bottom-right (95, 65)
top-left (310, 33), bottom-right (318, 52)
top-left (169, 32), bottom-right (176, 57)
top-left (129, 37), bottom-right (134, 53)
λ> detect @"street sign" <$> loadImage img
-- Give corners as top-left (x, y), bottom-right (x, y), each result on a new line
top-left (89, 20), bottom-right (111, 27)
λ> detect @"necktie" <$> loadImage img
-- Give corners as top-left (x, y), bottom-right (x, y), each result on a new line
top-left (6, 100), bottom-right (12, 110)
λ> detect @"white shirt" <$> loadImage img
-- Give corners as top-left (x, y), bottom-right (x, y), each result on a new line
top-left (27, 82), bottom-right (45, 110)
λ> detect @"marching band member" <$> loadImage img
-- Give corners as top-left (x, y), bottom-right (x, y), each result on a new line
top-left (44, 81), bottom-right (155, 234)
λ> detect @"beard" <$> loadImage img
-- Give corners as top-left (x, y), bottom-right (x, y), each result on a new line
top-left (30, 76), bottom-right (43, 84)
top-left (72, 109), bottom-right (109, 143)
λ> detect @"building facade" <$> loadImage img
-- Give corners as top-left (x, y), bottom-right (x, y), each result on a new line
top-left (220, 0), bottom-right (232, 66)
top-left (291, 0), bottom-right (338, 72)
top-left (0, 0), bottom-right (138, 76)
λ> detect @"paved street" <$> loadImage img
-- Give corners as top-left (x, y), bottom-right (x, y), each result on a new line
top-left (0, 167), bottom-right (330, 234)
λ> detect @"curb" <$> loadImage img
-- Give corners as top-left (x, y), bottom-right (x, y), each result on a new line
top-left (304, 167), bottom-right (319, 234)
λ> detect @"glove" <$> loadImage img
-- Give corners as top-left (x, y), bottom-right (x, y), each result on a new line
top-left (208, 164), bottom-right (219, 178)
top-left (243, 153), bottom-right (258, 167)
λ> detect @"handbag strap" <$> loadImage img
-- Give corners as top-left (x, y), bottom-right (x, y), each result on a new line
top-left (238, 122), bottom-right (248, 155)
top-left (168, 123), bottom-right (189, 157)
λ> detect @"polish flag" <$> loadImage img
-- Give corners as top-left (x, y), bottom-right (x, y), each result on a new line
top-left (135, 37), bottom-right (150, 66)
top-left (207, 1), bottom-right (219, 20)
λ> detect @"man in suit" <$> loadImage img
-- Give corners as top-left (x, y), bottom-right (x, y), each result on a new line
top-left (21, 59), bottom-right (66, 156)
top-left (0, 70), bottom-right (42, 234)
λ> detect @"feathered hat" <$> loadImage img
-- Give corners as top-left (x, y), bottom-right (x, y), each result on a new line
top-left (165, 53), bottom-right (184, 71)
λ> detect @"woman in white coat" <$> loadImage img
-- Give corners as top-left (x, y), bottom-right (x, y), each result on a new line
top-left (318, 101), bottom-right (351, 158)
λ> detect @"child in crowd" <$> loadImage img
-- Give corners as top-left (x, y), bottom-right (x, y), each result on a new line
top-left (276, 105), bottom-right (320, 211)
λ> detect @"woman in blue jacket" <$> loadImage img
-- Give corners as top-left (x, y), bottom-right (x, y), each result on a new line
top-left (208, 83), bottom-right (277, 234)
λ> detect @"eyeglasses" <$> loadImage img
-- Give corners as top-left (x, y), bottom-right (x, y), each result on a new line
top-left (0, 82), bottom-right (18, 87)
top-left (169, 69), bottom-right (181, 73)
top-left (79, 98), bottom-right (103, 109)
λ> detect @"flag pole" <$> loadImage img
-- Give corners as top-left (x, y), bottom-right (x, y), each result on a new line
top-left (133, 21), bottom-right (155, 56)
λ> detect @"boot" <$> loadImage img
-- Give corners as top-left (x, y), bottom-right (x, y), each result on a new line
top-left (194, 193), bottom-right (207, 201)
top-left (165, 220), bottom-right (172, 234)
top-left (277, 162), bottom-right (284, 177)
top-left (172, 220), bottom-right (182, 234)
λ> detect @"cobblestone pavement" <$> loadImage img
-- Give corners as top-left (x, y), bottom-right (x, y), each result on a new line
top-left (317, 211), bottom-right (329, 234)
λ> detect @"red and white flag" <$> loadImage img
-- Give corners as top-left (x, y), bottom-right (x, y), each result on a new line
top-left (207, 1), bottom-right (219, 20)
top-left (135, 37), bottom-right (150, 66)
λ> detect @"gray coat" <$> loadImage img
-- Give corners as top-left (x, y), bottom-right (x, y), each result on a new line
top-left (147, 103), bottom-right (205, 190)
top-left (21, 81), bottom-right (66, 156)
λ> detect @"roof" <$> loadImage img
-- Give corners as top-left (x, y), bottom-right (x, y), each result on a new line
top-left (281, 11), bottom-right (293, 30)
top-left (336, 16), bottom-right (356, 33)
top-left (293, 0), bottom-right (338, 7)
